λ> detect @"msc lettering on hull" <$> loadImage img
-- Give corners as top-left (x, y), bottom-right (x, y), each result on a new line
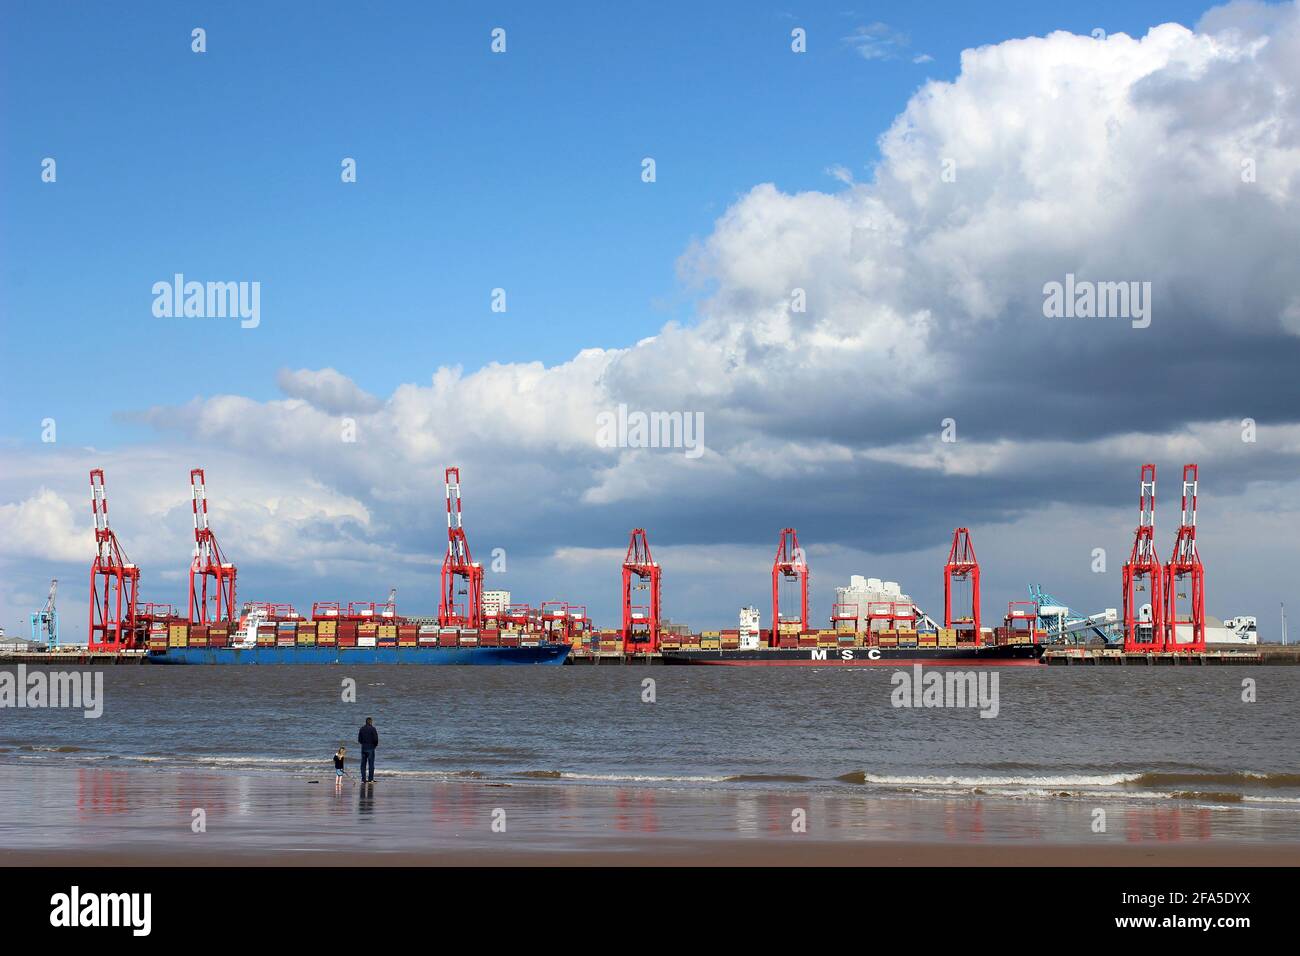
top-left (809, 648), bottom-right (883, 661)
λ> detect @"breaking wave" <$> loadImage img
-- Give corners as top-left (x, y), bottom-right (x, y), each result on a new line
top-left (837, 771), bottom-right (1144, 788)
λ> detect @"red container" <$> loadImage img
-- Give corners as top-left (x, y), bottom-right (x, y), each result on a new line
top-left (480, 629), bottom-right (500, 646)
top-left (500, 634), bottom-right (521, 647)
top-left (337, 631), bottom-right (358, 648)
top-left (438, 632), bottom-right (458, 647)
top-left (779, 636), bottom-right (798, 648)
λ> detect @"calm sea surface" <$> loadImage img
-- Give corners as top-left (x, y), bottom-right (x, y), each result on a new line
top-left (2, 665), bottom-right (1298, 815)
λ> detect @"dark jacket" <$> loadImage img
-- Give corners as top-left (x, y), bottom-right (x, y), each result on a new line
top-left (358, 724), bottom-right (379, 751)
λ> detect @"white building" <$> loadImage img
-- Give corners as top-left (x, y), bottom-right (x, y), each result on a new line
top-left (834, 575), bottom-right (915, 632)
top-left (739, 606), bottom-right (761, 649)
top-left (483, 590), bottom-right (511, 618)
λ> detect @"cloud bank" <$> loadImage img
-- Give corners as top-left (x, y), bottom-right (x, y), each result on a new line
top-left (6, 4), bottom-right (1300, 635)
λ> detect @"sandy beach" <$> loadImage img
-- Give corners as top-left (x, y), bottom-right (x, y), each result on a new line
top-left (4, 842), bottom-right (1297, 867)
top-left (2, 763), bottom-right (1295, 867)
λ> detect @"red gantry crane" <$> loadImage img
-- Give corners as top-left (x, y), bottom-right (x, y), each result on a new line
top-left (88, 468), bottom-right (140, 651)
top-left (621, 528), bottom-right (661, 654)
top-left (188, 468), bottom-right (238, 624)
top-left (439, 467), bottom-right (484, 629)
top-left (943, 527), bottom-right (981, 644)
top-left (1122, 464), bottom-right (1165, 652)
top-left (772, 528), bottom-right (809, 636)
top-left (1165, 464), bottom-right (1206, 653)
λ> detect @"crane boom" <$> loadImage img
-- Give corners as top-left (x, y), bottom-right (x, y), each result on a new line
top-left (188, 468), bottom-right (238, 624)
top-left (439, 467), bottom-right (484, 628)
top-left (88, 469), bottom-right (140, 651)
top-left (1122, 464), bottom-right (1164, 651)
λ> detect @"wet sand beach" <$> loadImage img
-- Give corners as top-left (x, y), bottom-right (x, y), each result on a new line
top-left (2, 764), bottom-right (1295, 867)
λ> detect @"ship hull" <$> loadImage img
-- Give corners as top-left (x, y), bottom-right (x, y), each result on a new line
top-left (661, 644), bottom-right (1045, 666)
top-left (147, 644), bottom-right (571, 665)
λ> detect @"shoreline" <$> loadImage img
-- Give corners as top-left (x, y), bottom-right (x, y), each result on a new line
top-left (2, 762), bottom-right (1296, 867)
top-left (5, 842), bottom-right (1296, 867)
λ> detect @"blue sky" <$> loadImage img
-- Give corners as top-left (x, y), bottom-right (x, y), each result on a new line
top-left (4, 0), bottom-right (1298, 638)
top-left (2, 0), bottom-right (1209, 443)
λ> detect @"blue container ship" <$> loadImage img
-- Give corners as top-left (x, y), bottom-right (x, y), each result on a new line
top-left (144, 603), bottom-right (571, 665)
top-left (147, 643), bottom-right (570, 665)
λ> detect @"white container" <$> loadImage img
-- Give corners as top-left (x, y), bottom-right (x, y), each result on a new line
top-left (357, 636), bottom-right (377, 648)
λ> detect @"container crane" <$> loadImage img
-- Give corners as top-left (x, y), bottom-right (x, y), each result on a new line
top-left (772, 528), bottom-right (809, 635)
top-left (189, 468), bottom-right (237, 624)
top-left (1165, 464), bottom-right (1206, 652)
top-left (943, 528), bottom-right (981, 643)
top-left (439, 467), bottom-right (484, 628)
top-left (1122, 464), bottom-right (1164, 652)
top-left (88, 468), bottom-right (140, 651)
top-left (621, 528), bottom-right (661, 654)
top-left (30, 578), bottom-right (58, 648)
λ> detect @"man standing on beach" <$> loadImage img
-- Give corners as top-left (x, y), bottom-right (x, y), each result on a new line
top-left (357, 717), bottom-right (379, 784)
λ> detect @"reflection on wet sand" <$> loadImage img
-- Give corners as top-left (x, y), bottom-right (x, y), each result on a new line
top-left (6, 764), bottom-right (1287, 863)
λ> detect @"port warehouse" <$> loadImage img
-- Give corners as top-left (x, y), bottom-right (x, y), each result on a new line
top-left (39, 461), bottom-right (1251, 662)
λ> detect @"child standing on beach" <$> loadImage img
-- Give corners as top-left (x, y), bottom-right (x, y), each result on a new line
top-left (333, 746), bottom-right (347, 789)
